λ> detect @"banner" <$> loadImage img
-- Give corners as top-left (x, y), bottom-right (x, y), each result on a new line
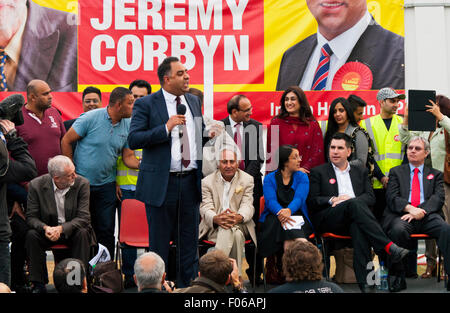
top-left (0, 0), bottom-right (405, 124)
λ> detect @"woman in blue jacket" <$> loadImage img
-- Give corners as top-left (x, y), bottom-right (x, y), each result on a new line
top-left (258, 145), bottom-right (313, 283)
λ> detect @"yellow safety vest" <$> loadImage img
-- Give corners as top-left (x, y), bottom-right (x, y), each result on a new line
top-left (360, 114), bottom-right (404, 189)
top-left (116, 149), bottom-right (142, 186)
top-left (318, 120), bottom-right (328, 138)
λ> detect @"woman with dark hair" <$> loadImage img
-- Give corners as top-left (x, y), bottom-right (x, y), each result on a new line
top-left (324, 97), bottom-right (371, 171)
top-left (266, 86), bottom-right (324, 174)
top-left (399, 94), bottom-right (450, 278)
top-left (258, 145), bottom-right (313, 283)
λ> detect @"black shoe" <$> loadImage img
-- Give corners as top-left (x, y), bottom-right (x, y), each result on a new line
top-left (389, 244), bottom-right (409, 264)
top-left (245, 269), bottom-right (263, 286)
top-left (358, 283), bottom-right (376, 293)
top-left (31, 283), bottom-right (47, 294)
top-left (388, 275), bottom-right (406, 293)
top-left (124, 276), bottom-right (137, 289)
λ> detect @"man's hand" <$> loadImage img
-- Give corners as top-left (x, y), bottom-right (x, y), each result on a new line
top-left (115, 184), bottom-right (122, 201)
top-left (44, 225), bottom-right (63, 242)
top-left (331, 195), bottom-right (352, 207)
top-left (229, 258), bottom-right (241, 290)
top-left (0, 119), bottom-right (15, 134)
top-left (9, 201), bottom-right (25, 220)
top-left (208, 123), bottom-right (223, 139)
top-left (403, 204), bottom-right (426, 222)
top-left (166, 115), bottom-right (186, 133)
top-left (381, 176), bottom-right (389, 189)
top-left (213, 211), bottom-right (235, 229)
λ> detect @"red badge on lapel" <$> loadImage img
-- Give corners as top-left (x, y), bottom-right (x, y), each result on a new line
top-left (329, 178), bottom-right (336, 184)
top-left (427, 174), bottom-right (434, 180)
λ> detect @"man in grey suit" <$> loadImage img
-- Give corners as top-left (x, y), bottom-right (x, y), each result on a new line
top-left (0, 0), bottom-right (77, 91)
top-left (276, 0), bottom-right (404, 91)
top-left (25, 155), bottom-right (95, 293)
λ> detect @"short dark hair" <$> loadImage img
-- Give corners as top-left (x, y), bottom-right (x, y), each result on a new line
top-left (277, 145), bottom-right (297, 171)
top-left (129, 79), bottom-right (152, 95)
top-left (157, 56), bottom-right (179, 86)
top-left (347, 94), bottom-right (366, 111)
top-left (330, 132), bottom-right (352, 148)
top-left (82, 86), bottom-right (102, 101)
top-left (283, 241), bottom-right (323, 282)
top-left (108, 87), bottom-right (132, 107)
top-left (227, 95), bottom-right (248, 114)
top-left (198, 250), bottom-right (232, 286)
top-left (53, 258), bottom-right (86, 293)
top-left (437, 94), bottom-right (450, 118)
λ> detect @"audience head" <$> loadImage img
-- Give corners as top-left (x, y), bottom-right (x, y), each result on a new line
top-left (376, 87), bottom-right (405, 116)
top-left (0, 282), bottom-right (11, 293)
top-left (328, 132), bottom-right (352, 169)
top-left (134, 252), bottom-right (166, 292)
top-left (198, 250), bottom-right (233, 286)
top-left (189, 88), bottom-right (204, 105)
top-left (407, 136), bottom-right (430, 167)
top-left (436, 94), bottom-right (450, 118)
top-left (277, 145), bottom-right (301, 173)
top-left (48, 155), bottom-right (76, 189)
top-left (129, 79), bottom-right (152, 99)
top-left (278, 86), bottom-right (313, 124)
top-left (227, 94), bottom-right (252, 123)
top-left (347, 94), bottom-right (366, 123)
top-left (157, 56), bottom-right (189, 96)
top-left (53, 258), bottom-right (87, 293)
top-left (282, 240), bottom-right (323, 282)
top-left (217, 148), bottom-right (240, 182)
top-left (108, 86), bottom-right (134, 119)
top-left (26, 79), bottom-right (52, 112)
top-left (82, 86), bottom-right (102, 112)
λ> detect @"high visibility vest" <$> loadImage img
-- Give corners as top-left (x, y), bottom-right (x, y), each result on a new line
top-left (318, 120), bottom-right (328, 138)
top-left (116, 149), bottom-right (142, 187)
top-left (360, 114), bottom-right (404, 189)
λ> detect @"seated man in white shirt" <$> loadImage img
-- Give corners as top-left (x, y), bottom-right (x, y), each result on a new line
top-left (308, 133), bottom-right (409, 292)
top-left (25, 155), bottom-right (95, 293)
top-left (199, 148), bottom-right (257, 281)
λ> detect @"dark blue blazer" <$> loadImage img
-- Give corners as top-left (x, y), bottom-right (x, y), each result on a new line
top-left (127, 89), bottom-right (205, 207)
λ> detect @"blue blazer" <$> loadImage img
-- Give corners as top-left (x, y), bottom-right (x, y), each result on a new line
top-left (260, 170), bottom-right (312, 228)
top-left (127, 89), bottom-right (205, 207)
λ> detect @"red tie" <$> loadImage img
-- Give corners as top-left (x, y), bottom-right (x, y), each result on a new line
top-left (176, 96), bottom-right (190, 169)
top-left (411, 168), bottom-right (420, 207)
top-left (234, 123), bottom-right (245, 170)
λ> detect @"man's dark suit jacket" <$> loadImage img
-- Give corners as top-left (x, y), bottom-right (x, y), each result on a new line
top-left (26, 174), bottom-right (94, 244)
top-left (276, 20), bottom-right (404, 91)
top-left (382, 164), bottom-right (445, 230)
top-left (128, 90), bottom-right (205, 207)
top-left (307, 163), bottom-right (375, 227)
top-left (12, 0), bottom-right (77, 91)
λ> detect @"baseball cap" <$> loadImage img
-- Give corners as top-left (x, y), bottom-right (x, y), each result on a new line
top-left (376, 87), bottom-right (406, 101)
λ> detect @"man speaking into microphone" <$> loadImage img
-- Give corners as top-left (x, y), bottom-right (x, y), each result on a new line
top-left (128, 56), bottom-right (206, 288)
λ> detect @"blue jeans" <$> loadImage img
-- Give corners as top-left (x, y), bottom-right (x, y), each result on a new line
top-left (90, 182), bottom-right (117, 258)
top-left (118, 189), bottom-right (138, 278)
top-left (0, 241), bottom-right (11, 286)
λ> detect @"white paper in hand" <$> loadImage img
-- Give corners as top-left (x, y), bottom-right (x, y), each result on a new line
top-left (283, 215), bottom-right (305, 230)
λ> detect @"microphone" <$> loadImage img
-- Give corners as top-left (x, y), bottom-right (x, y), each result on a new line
top-left (176, 103), bottom-right (186, 137)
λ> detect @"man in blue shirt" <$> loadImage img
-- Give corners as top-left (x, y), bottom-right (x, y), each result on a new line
top-left (61, 87), bottom-right (139, 257)
top-left (383, 136), bottom-right (450, 292)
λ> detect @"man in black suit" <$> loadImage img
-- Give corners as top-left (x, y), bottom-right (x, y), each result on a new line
top-left (221, 94), bottom-right (264, 284)
top-left (276, 0), bottom-right (404, 91)
top-left (308, 132), bottom-right (409, 292)
top-left (128, 56), bottom-right (206, 288)
top-left (383, 136), bottom-right (450, 292)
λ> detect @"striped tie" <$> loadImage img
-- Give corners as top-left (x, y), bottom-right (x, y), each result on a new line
top-left (0, 49), bottom-right (7, 92)
top-left (311, 43), bottom-right (333, 91)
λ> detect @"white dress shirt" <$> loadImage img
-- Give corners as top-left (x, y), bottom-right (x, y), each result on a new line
top-left (52, 181), bottom-right (70, 225)
top-left (229, 116), bottom-right (244, 141)
top-left (162, 88), bottom-right (198, 172)
top-left (300, 11), bottom-right (372, 91)
top-left (332, 162), bottom-right (356, 199)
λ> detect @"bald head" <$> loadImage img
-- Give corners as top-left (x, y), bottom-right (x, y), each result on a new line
top-left (134, 252), bottom-right (165, 291)
top-left (0, 283), bottom-right (11, 293)
top-left (26, 80), bottom-right (52, 112)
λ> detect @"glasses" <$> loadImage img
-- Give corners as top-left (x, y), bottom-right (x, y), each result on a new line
top-left (407, 146), bottom-right (424, 151)
top-left (289, 155), bottom-right (302, 161)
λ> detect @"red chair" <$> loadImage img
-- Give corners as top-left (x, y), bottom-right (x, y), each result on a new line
top-left (117, 199), bottom-right (149, 261)
top-left (317, 233), bottom-right (352, 281)
top-left (410, 234), bottom-right (445, 284)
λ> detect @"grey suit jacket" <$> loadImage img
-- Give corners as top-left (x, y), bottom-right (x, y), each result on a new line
top-left (12, 0), bottom-right (77, 91)
top-left (26, 174), bottom-right (93, 240)
top-left (276, 19), bottom-right (404, 91)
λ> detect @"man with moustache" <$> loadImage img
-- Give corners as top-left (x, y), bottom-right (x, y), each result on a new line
top-left (128, 56), bottom-right (206, 288)
top-left (277, 0), bottom-right (404, 91)
top-left (0, 0), bottom-right (77, 91)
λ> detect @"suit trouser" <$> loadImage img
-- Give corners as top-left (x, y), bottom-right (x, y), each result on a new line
top-left (145, 172), bottom-right (200, 288)
top-left (315, 199), bottom-right (391, 285)
top-left (385, 213), bottom-right (450, 275)
top-left (25, 228), bottom-right (92, 284)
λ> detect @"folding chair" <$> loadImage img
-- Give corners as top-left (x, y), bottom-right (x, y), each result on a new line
top-left (410, 234), bottom-right (445, 284)
top-left (317, 233), bottom-right (352, 281)
top-left (117, 199), bottom-right (149, 265)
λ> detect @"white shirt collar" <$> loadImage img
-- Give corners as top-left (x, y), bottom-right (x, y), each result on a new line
top-left (161, 88), bottom-right (185, 106)
top-left (52, 180), bottom-right (70, 195)
top-left (317, 10), bottom-right (371, 60)
top-left (229, 116), bottom-right (242, 128)
top-left (332, 162), bottom-right (351, 174)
